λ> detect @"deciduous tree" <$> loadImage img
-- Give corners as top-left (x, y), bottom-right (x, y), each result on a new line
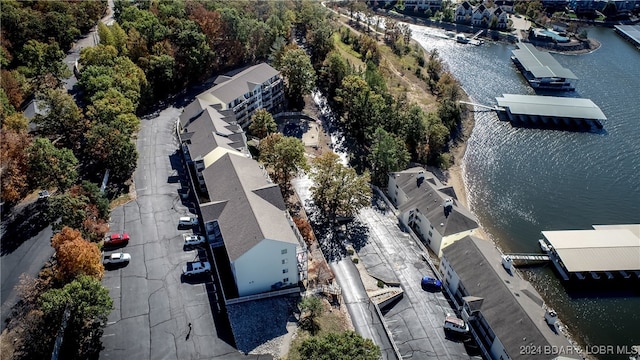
top-left (299, 295), bottom-right (323, 334)
top-left (0, 130), bottom-right (31, 203)
top-left (17, 40), bottom-right (71, 91)
top-left (309, 152), bottom-right (371, 225)
top-left (26, 138), bottom-right (78, 191)
top-left (39, 275), bottom-right (113, 359)
top-left (278, 48), bottom-right (317, 104)
top-left (249, 109), bottom-right (277, 139)
top-left (259, 133), bottom-right (309, 191)
top-left (34, 89), bottom-right (87, 148)
top-left (297, 331), bottom-right (380, 360)
top-left (54, 235), bottom-right (104, 281)
top-left (368, 127), bottom-right (410, 186)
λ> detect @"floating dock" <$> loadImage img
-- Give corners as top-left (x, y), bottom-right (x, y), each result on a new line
top-left (511, 42), bottom-right (577, 91)
top-left (540, 224), bottom-right (640, 281)
top-left (495, 94), bottom-right (606, 131)
top-left (614, 25), bottom-right (640, 50)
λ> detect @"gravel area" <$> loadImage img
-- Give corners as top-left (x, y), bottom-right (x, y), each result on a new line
top-left (227, 296), bottom-right (300, 356)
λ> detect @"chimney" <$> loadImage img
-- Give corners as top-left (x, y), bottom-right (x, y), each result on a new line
top-left (416, 171), bottom-right (425, 188)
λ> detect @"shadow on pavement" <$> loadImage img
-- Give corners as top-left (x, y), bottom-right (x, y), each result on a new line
top-left (1, 201), bottom-right (51, 255)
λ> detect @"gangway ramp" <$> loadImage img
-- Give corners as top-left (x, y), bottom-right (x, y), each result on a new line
top-left (505, 253), bottom-right (550, 266)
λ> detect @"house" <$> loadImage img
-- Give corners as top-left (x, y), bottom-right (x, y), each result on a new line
top-left (178, 99), bottom-right (248, 192)
top-left (199, 152), bottom-right (304, 297)
top-left (403, 0), bottom-right (443, 13)
top-left (455, 1), bottom-right (474, 23)
top-left (195, 63), bottom-right (284, 129)
top-left (457, 1), bottom-right (508, 28)
top-left (440, 236), bottom-right (581, 360)
top-left (387, 167), bottom-right (478, 257)
top-left (493, 0), bottom-right (514, 13)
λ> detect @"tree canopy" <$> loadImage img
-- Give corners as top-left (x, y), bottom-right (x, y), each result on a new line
top-left (52, 226), bottom-right (104, 282)
top-left (249, 109), bottom-right (277, 139)
top-left (297, 331), bottom-right (381, 360)
top-left (259, 133), bottom-right (309, 192)
top-left (26, 138), bottom-right (78, 191)
top-left (368, 127), bottom-right (410, 186)
top-left (278, 47), bottom-right (317, 105)
top-left (309, 152), bottom-right (371, 225)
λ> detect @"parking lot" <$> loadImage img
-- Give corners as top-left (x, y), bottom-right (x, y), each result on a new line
top-left (355, 195), bottom-right (476, 359)
top-left (100, 106), bottom-right (256, 360)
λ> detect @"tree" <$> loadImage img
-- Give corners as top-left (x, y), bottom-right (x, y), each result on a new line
top-left (51, 226), bottom-right (83, 251)
top-left (259, 133), bottom-right (309, 191)
top-left (47, 183), bottom-right (109, 239)
top-left (249, 109), bottom-right (277, 139)
top-left (299, 295), bottom-right (323, 334)
top-left (320, 51), bottom-right (349, 99)
top-left (297, 331), bottom-right (381, 360)
top-left (0, 130), bottom-right (31, 203)
top-left (2, 112), bottom-right (29, 133)
top-left (39, 275), bottom-right (113, 359)
top-left (278, 48), bottom-right (317, 104)
top-left (368, 128), bottom-right (410, 186)
top-left (26, 138), bottom-right (78, 191)
top-left (54, 236), bottom-right (104, 282)
top-left (17, 40), bottom-right (71, 91)
top-left (34, 89), bottom-right (87, 148)
top-left (309, 152), bottom-right (371, 225)
top-left (84, 123), bottom-right (139, 182)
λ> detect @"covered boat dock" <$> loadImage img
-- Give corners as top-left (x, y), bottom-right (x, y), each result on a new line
top-left (614, 25), bottom-right (640, 49)
top-left (511, 42), bottom-right (578, 91)
top-left (495, 94), bottom-right (606, 131)
top-left (540, 224), bottom-right (640, 281)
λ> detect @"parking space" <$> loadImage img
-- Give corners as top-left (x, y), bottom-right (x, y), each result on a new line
top-left (354, 195), bottom-right (475, 359)
top-left (100, 106), bottom-right (252, 360)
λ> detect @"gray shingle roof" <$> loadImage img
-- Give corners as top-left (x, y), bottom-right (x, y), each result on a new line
top-left (443, 237), bottom-right (579, 359)
top-left (393, 168), bottom-right (478, 236)
top-left (496, 94), bottom-right (607, 120)
top-left (180, 102), bottom-right (246, 161)
top-left (201, 153), bottom-right (298, 261)
top-left (196, 63), bottom-right (280, 106)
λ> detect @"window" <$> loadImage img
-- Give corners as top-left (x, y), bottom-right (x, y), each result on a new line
top-left (281, 249), bottom-right (287, 255)
top-left (428, 231), bottom-right (433, 237)
top-left (282, 269), bottom-right (289, 274)
top-left (282, 259), bottom-right (288, 264)
top-left (283, 278), bottom-right (289, 283)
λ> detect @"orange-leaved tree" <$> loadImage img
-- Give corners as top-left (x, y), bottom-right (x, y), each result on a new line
top-left (52, 226), bottom-right (104, 281)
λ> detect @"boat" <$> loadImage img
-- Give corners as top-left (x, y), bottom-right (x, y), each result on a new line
top-left (538, 239), bottom-right (550, 252)
top-left (455, 34), bottom-right (470, 44)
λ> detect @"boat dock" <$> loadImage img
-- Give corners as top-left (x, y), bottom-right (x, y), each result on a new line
top-left (614, 25), bottom-right (640, 50)
top-left (540, 224), bottom-right (640, 281)
top-left (511, 42), bottom-right (577, 91)
top-left (495, 94), bottom-right (606, 131)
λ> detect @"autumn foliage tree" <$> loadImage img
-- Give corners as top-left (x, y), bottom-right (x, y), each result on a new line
top-left (0, 130), bottom-right (31, 204)
top-left (52, 227), bottom-right (104, 282)
top-left (259, 133), bottom-right (309, 193)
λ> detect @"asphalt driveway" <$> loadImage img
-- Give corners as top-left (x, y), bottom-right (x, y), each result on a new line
top-left (100, 106), bottom-right (258, 360)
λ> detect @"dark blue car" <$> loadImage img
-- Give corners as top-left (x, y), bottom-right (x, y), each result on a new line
top-left (421, 276), bottom-right (442, 291)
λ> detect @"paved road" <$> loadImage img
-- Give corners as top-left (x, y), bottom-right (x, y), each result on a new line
top-left (100, 106), bottom-right (254, 360)
top-left (291, 176), bottom-right (398, 359)
top-left (356, 201), bottom-right (473, 359)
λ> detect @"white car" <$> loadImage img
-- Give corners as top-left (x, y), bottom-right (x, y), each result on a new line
top-left (103, 252), bottom-right (131, 264)
top-left (183, 234), bottom-right (206, 247)
top-left (182, 261), bottom-right (211, 277)
top-left (443, 314), bottom-right (469, 334)
top-left (178, 216), bottom-right (198, 227)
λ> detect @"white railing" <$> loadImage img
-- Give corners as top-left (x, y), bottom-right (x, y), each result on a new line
top-left (225, 286), bottom-right (300, 305)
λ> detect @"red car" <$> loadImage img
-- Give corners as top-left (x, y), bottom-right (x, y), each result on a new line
top-left (104, 233), bottom-right (130, 246)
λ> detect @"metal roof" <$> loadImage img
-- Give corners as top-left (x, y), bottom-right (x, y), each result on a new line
top-left (496, 94), bottom-right (607, 120)
top-left (512, 43), bottom-right (577, 80)
top-left (542, 225), bottom-right (640, 272)
top-left (615, 25), bottom-right (640, 44)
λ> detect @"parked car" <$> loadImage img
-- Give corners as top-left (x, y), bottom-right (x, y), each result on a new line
top-left (38, 190), bottom-right (50, 200)
top-left (443, 314), bottom-right (469, 334)
top-left (421, 276), bottom-right (442, 291)
top-left (182, 261), bottom-right (211, 277)
top-left (103, 252), bottom-right (131, 265)
top-left (104, 233), bottom-right (130, 247)
top-left (183, 234), bottom-right (206, 247)
top-left (178, 216), bottom-right (198, 228)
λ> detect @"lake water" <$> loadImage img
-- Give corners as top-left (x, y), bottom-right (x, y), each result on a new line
top-left (410, 25), bottom-right (640, 358)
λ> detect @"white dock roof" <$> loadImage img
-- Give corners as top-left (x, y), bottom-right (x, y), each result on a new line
top-left (496, 94), bottom-right (607, 120)
top-left (542, 225), bottom-right (640, 272)
top-left (512, 42), bottom-right (577, 80)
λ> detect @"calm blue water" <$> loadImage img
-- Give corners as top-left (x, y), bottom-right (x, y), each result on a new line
top-left (411, 25), bottom-right (640, 358)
